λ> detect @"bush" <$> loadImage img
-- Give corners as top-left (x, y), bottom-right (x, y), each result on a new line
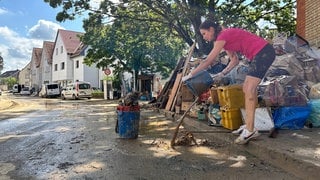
top-left (92, 91), bottom-right (104, 99)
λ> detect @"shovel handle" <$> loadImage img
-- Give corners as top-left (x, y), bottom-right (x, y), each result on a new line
top-left (170, 97), bottom-right (199, 147)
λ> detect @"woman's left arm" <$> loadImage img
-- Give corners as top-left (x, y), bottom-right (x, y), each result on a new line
top-left (221, 50), bottom-right (239, 75)
top-left (191, 40), bottom-right (226, 76)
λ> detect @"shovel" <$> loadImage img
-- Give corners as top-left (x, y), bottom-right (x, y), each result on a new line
top-left (170, 97), bottom-right (199, 147)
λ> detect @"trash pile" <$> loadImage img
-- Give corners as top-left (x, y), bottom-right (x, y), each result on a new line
top-left (207, 33), bottom-right (320, 130)
top-left (156, 33), bottom-right (320, 133)
top-left (258, 33), bottom-right (320, 129)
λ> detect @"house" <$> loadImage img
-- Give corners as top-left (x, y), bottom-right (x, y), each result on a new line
top-left (70, 44), bottom-right (100, 88)
top-left (0, 69), bottom-right (19, 91)
top-left (39, 41), bottom-right (55, 85)
top-left (51, 29), bottom-right (101, 88)
top-left (18, 63), bottom-right (31, 88)
top-left (30, 47), bottom-right (42, 91)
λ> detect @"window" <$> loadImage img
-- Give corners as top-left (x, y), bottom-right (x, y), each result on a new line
top-left (76, 60), bottom-right (79, 68)
top-left (47, 84), bottom-right (59, 89)
top-left (54, 64), bottom-right (58, 71)
top-left (56, 48), bottom-right (58, 55)
top-left (60, 46), bottom-right (63, 54)
top-left (61, 62), bottom-right (65, 70)
top-left (79, 83), bottom-right (91, 89)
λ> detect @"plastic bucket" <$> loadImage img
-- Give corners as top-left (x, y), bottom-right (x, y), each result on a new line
top-left (185, 70), bottom-right (214, 97)
top-left (116, 105), bottom-right (140, 139)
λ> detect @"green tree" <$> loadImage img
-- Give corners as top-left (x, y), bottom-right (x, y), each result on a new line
top-left (81, 10), bottom-right (185, 79)
top-left (44, 0), bottom-right (296, 56)
top-left (2, 77), bottom-right (18, 89)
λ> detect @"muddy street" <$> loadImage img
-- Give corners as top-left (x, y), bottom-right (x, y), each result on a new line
top-left (0, 94), bottom-right (300, 179)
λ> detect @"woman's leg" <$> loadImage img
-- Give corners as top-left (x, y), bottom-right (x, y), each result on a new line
top-left (243, 75), bottom-right (262, 132)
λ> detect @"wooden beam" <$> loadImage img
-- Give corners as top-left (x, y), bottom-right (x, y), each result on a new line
top-left (170, 42), bottom-right (196, 111)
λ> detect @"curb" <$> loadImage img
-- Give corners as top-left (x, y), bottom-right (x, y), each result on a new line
top-left (162, 109), bottom-right (320, 180)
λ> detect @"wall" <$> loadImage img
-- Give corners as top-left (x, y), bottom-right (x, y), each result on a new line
top-left (296, 0), bottom-right (306, 38)
top-left (18, 63), bottom-right (31, 87)
top-left (52, 35), bottom-right (73, 86)
top-left (305, 0), bottom-right (320, 47)
top-left (297, 0), bottom-right (320, 47)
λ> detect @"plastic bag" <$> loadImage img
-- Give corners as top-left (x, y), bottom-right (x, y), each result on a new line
top-left (261, 75), bottom-right (308, 107)
top-left (284, 34), bottom-right (310, 54)
top-left (273, 105), bottom-right (311, 129)
top-left (309, 83), bottom-right (320, 99)
top-left (306, 99), bottom-right (320, 128)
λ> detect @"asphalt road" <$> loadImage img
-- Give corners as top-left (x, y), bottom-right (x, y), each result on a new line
top-left (0, 93), bottom-right (300, 179)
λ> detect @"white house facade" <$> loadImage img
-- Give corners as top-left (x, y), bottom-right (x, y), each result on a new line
top-left (30, 47), bottom-right (42, 90)
top-left (50, 29), bottom-right (106, 89)
top-left (39, 41), bottom-right (54, 85)
top-left (52, 29), bottom-right (76, 87)
top-left (18, 62), bottom-right (31, 87)
top-left (71, 45), bottom-right (100, 88)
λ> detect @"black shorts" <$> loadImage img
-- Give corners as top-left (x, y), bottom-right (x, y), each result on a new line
top-left (247, 44), bottom-right (276, 79)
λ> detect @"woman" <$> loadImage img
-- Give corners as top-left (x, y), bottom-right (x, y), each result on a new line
top-left (184, 20), bottom-right (275, 144)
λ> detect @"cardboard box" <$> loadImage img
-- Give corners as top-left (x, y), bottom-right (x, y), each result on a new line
top-left (210, 87), bottom-right (219, 104)
top-left (181, 101), bottom-right (194, 111)
top-left (181, 84), bottom-right (194, 101)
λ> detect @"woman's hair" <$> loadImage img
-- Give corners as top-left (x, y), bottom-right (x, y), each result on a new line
top-left (200, 20), bottom-right (222, 40)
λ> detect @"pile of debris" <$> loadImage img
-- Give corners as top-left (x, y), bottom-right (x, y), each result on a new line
top-left (156, 33), bottom-right (320, 131)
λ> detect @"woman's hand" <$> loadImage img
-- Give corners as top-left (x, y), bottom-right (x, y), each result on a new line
top-left (182, 73), bottom-right (192, 82)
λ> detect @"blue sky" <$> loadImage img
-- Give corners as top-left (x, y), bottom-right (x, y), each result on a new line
top-left (0, 0), bottom-right (85, 73)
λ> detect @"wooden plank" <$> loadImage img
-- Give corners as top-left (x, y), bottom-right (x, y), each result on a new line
top-left (157, 57), bottom-right (185, 108)
top-left (170, 42), bottom-right (196, 111)
top-left (165, 73), bottom-right (183, 111)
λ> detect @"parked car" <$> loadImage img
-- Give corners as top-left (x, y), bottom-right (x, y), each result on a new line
top-left (20, 87), bottom-right (31, 96)
top-left (12, 84), bottom-right (22, 94)
top-left (39, 83), bottom-right (61, 98)
top-left (61, 81), bottom-right (92, 100)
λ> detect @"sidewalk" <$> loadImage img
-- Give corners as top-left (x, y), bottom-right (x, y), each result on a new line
top-left (162, 110), bottom-right (320, 180)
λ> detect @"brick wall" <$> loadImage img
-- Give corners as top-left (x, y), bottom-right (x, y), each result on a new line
top-left (296, 0), bottom-right (305, 38)
top-left (298, 0), bottom-right (320, 47)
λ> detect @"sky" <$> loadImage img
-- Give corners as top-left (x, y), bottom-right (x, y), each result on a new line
top-left (0, 0), bottom-right (86, 73)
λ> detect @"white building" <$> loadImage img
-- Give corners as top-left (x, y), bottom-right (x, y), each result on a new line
top-left (18, 63), bottom-right (31, 87)
top-left (39, 41), bottom-right (54, 85)
top-left (52, 29), bottom-right (100, 88)
top-left (30, 47), bottom-right (42, 90)
top-left (71, 45), bottom-right (99, 88)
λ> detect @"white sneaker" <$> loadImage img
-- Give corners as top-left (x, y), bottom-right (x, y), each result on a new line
top-left (234, 129), bottom-right (260, 145)
top-left (232, 125), bottom-right (246, 136)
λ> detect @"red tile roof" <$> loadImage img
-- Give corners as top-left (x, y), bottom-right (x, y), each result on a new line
top-left (42, 41), bottom-right (54, 64)
top-left (32, 48), bottom-right (42, 68)
top-left (56, 29), bottom-right (84, 54)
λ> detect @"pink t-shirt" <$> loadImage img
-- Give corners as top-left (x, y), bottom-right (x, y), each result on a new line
top-left (216, 28), bottom-right (268, 60)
